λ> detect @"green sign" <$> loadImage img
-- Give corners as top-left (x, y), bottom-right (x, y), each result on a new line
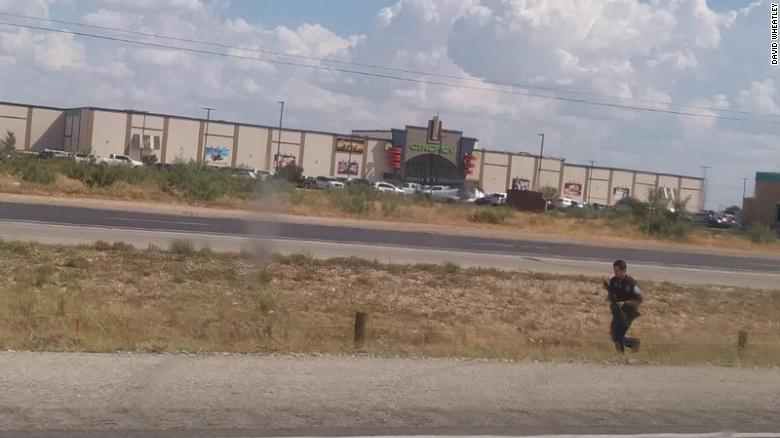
top-left (411, 143), bottom-right (453, 154)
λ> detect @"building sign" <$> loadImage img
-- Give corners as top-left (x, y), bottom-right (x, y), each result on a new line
top-left (337, 160), bottom-right (359, 176)
top-left (613, 187), bottom-right (630, 199)
top-left (512, 178), bottom-right (531, 191)
top-left (411, 143), bottom-right (454, 154)
top-left (274, 153), bottom-right (296, 169)
top-left (563, 182), bottom-right (583, 197)
top-left (336, 139), bottom-right (365, 154)
top-left (205, 145), bottom-right (230, 165)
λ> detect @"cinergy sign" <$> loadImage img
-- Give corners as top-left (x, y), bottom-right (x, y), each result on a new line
top-left (410, 143), bottom-right (453, 154)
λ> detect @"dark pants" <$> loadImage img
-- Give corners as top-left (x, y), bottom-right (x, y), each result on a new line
top-left (610, 302), bottom-right (640, 352)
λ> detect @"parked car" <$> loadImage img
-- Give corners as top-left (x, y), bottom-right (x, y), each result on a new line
top-left (550, 197), bottom-right (575, 209)
top-left (400, 182), bottom-right (422, 195)
top-left (315, 176), bottom-right (344, 189)
top-left (488, 192), bottom-right (507, 206)
top-left (99, 153), bottom-right (144, 167)
top-left (346, 178), bottom-right (371, 187)
top-left (73, 153), bottom-right (98, 163)
top-left (373, 181), bottom-right (405, 195)
top-left (39, 148), bottom-right (71, 159)
top-left (298, 176), bottom-right (318, 189)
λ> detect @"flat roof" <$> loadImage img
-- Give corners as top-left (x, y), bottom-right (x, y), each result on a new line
top-left (756, 172), bottom-right (780, 182)
top-left (563, 162), bottom-right (702, 181)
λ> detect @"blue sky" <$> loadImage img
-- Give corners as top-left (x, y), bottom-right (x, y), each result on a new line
top-left (1, 0), bottom-right (778, 209)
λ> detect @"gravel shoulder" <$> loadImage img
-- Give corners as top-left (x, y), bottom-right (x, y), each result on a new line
top-left (1, 352), bottom-right (779, 433)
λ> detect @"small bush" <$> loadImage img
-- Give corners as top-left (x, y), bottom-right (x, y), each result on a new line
top-left (169, 239), bottom-right (196, 257)
top-left (470, 207), bottom-right (512, 224)
top-left (20, 161), bottom-right (57, 184)
top-left (93, 240), bottom-right (112, 251)
top-left (111, 241), bottom-right (135, 252)
top-left (63, 256), bottom-right (90, 269)
top-left (248, 269), bottom-right (273, 289)
top-left (380, 197), bottom-right (402, 217)
top-left (275, 163), bottom-right (304, 183)
top-left (33, 264), bottom-right (57, 287)
top-left (746, 224), bottom-right (777, 244)
top-left (331, 185), bottom-right (377, 215)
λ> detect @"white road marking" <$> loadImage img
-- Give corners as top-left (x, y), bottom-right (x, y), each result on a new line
top-left (108, 216), bottom-right (211, 226)
top-left (226, 433), bottom-right (780, 438)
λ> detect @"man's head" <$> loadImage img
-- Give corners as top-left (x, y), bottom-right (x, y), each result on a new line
top-left (613, 259), bottom-right (627, 278)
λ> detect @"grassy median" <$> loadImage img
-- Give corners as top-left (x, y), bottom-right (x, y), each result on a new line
top-left (0, 240), bottom-right (778, 366)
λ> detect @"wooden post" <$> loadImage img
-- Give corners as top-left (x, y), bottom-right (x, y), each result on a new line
top-left (75, 318), bottom-right (82, 340)
top-left (738, 330), bottom-right (748, 351)
top-left (353, 311), bottom-right (367, 344)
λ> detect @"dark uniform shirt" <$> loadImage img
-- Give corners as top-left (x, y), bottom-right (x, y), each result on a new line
top-left (607, 275), bottom-right (643, 303)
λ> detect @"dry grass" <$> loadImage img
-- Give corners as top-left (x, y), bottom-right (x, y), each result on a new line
top-left (0, 241), bottom-right (778, 366)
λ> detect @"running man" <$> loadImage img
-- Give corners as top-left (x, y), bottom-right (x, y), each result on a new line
top-left (603, 259), bottom-right (643, 353)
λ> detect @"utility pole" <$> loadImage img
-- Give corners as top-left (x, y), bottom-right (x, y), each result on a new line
top-left (347, 131), bottom-right (354, 178)
top-left (536, 133), bottom-right (545, 190)
top-left (141, 111), bottom-right (147, 161)
top-left (742, 177), bottom-right (748, 200)
top-left (276, 100), bottom-right (285, 172)
top-left (202, 107), bottom-right (215, 163)
top-left (699, 165), bottom-right (711, 211)
top-left (587, 160), bottom-right (596, 204)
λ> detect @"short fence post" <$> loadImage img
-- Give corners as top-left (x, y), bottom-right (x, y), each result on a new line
top-left (354, 311), bottom-right (367, 345)
top-left (738, 330), bottom-right (748, 358)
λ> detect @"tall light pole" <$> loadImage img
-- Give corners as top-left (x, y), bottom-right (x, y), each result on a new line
top-left (536, 133), bottom-right (545, 190)
top-left (587, 160), bottom-right (596, 204)
top-left (699, 165), bottom-right (710, 211)
top-left (276, 100), bottom-right (285, 171)
top-left (202, 107), bottom-right (215, 163)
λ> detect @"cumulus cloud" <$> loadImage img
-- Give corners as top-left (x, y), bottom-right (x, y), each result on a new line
top-left (0, 0), bottom-right (776, 209)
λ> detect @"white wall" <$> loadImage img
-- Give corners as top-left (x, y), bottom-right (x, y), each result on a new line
top-left (0, 103), bottom-right (29, 149)
top-left (236, 125), bottom-right (269, 170)
top-left (166, 118), bottom-right (200, 163)
top-left (29, 108), bottom-right (64, 151)
top-left (91, 110), bottom-right (127, 157)
top-left (302, 132), bottom-right (334, 177)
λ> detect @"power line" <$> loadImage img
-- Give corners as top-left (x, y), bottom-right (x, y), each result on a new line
top-left (2, 19), bottom-right (780, 126)
top-left (4, 11), bottom-right (780, 120)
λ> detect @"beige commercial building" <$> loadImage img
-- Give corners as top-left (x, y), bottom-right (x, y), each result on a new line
top-left (1, 100), bottom-right (703, 211)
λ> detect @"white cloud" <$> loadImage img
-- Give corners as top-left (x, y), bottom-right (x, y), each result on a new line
top-left (738, 79), bottom-right (780, 115)
top-left (0, 0), bottom-right (776, 209)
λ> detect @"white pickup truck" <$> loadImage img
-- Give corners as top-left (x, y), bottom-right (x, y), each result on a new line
top-left (98, 154), bottom-right (144, 167)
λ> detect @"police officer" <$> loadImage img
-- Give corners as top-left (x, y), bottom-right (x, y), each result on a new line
top-left (603, 259), bottom-right (643, 353)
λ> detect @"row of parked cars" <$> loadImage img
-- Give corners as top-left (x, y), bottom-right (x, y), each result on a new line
top-left (38, 149), bottom-right (146, 167)
top-left (298, 176), bottom-right (491, 204)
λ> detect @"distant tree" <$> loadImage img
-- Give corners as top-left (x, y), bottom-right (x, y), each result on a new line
top-left (0, 130), bottom-right (17, 152)
top-left (275, 163), bottom-right (304, 183)
top-left (724, 205), bottom-right (741, 215)
top-left (539, 186), bottom-right (559, 201)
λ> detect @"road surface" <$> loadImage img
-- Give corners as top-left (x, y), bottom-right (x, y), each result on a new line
top-left (0, 201), bottom-right (779, 288)
top-left (1, 352), bottom-right (779, 437)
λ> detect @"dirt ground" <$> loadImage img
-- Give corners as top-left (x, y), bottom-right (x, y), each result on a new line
top-left (1, 241), bottom-right (778, 366)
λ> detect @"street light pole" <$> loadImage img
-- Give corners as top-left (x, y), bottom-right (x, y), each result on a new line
top-left (699, 165), bottom-right (710, 211)
top-left (536, 133), bottom-right (545, 190)
top-left (276, 100), bottom-right (285, 172)
top-left (587, 160), bottom-right (596, 204)
top-left (348, 131), bottom-right (354, 178)
top-left (202, 107), bottom-right (215, 163)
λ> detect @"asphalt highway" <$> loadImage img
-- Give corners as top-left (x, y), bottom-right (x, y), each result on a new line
top-left (0, 201), bottom-right (778, 274)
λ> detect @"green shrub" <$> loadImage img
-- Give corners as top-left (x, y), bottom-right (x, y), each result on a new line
top-left (380, 197), bottom-right (402, 217)
top-left (746, 224), bottom-right (777, 244)
top-left (331, 185), bottom-right (378, 215)
top-left (63, 256), bottom-right (90, 269)
top-left (20, 161), bottom-right (57, 184)
top-left (111, 241), bottom-right (135, 252)
top-left (275, 163), bottom-right (304, 183)
top-left (169, 239), bottom-right (196, 256)
top-left (470, 207), bottom-right (512, 224)
top-left (93, 240), bottom-right (112, 251)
